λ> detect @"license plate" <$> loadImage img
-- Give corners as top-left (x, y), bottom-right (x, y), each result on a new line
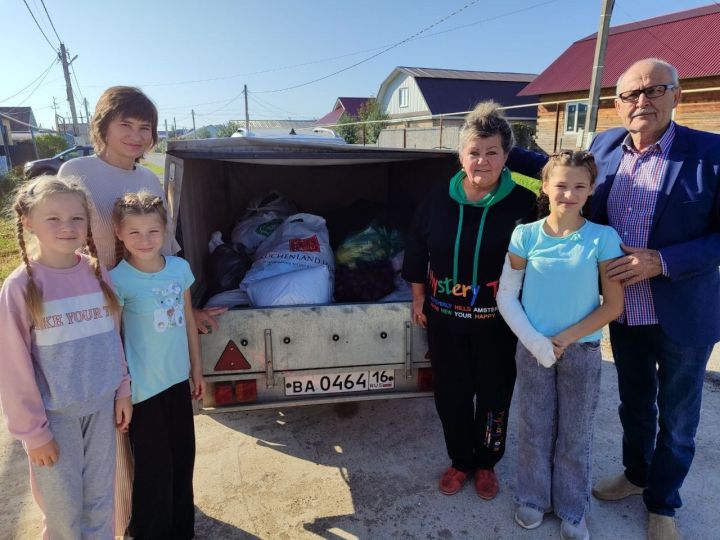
top-left (284, 370), bottom-right (395, 396)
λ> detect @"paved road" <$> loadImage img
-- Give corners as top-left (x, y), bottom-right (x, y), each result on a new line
top-left (143, 151), bottom-right (166, 172)
top-left (1, 361), bottom-right (719, 539)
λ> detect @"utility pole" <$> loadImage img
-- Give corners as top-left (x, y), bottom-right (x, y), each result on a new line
top-left (59, 43), bottom-right (79, 137)
top-left (244, 84), bottom-right (250, 131)
top-left (51, 97), bottom-right (60, 130)
top-left (191, 109), bottom-right (197, 138)
top-left (165, 119), bottom-right (169, 140)
top-left (83, 97), bottom-right (91, 125)
top-left (583, 0), bottom-right (615, 149)
top-left (29, 126), bottom-right (39, 159)
top-left (173, 117), bottom-right (177, 137)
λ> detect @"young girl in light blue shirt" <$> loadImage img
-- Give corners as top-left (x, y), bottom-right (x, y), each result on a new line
top-left (497, 151), bottom-right (625, 540)
top-left (110, 191), bottom-right (204, 539)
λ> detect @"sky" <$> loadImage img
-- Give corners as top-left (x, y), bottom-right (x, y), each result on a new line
top-left (0, 0), bottom-right (713, 132)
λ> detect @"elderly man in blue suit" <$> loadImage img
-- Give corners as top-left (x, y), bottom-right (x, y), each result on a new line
top-left (509, 58), bottom-right (720, 540)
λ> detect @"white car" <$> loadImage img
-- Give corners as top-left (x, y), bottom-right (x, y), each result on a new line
top-left (230, 126), bottom-right (346, 144)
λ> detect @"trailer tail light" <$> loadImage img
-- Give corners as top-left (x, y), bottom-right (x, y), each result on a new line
top-left (417, 367), bottom-right (434, 392)
top-left (235, 380), bottom-right (257, 402)
top-left (214, 382), bottom-right (235, 405)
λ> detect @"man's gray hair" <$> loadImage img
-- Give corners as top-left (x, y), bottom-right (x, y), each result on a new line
top-left (616, 58), bottom-right (680, 95)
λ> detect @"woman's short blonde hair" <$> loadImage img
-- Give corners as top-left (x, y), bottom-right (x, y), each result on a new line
top-left (458, 100), bottom-right (514, 155)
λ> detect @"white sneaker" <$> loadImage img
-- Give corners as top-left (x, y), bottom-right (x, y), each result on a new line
top-left (561, 517), bottom-right (590, 540)
top-left (514, 505), bottom-right (544, 529)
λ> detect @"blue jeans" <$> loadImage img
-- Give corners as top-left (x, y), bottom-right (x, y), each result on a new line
top-left (515, 341), bottom-right (602, 525)
top-left (609, 322), bottom-right (712, 517)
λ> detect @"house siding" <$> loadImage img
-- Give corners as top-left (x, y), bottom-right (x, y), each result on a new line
top-left (379, 73), bottom-right (429, 117)
top-left (674, 76), bottom-right (720, 134)
top-left (533, 78), bottom-right (720, 152)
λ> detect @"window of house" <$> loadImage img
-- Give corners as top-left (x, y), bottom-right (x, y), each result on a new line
top-left (398, 87), bottom-right (409, 108)
top-left (565, 101), bottom-right (588, 133)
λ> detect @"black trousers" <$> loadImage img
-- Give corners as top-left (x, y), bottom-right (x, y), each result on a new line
top-left (128, 380), bottom-right (196, 540)
top-left (427, 322), bottom-right (517, 472)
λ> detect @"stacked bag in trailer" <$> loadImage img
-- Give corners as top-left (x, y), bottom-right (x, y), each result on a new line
top-left (240, 213), bottom-right (334, 307)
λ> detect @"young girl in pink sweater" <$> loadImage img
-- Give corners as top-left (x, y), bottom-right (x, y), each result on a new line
top-left (0, 176), bottom-right (131, 539)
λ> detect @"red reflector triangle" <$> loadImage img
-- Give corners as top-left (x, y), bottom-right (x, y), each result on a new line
top-left (214, 340), bottom-right (251, 371)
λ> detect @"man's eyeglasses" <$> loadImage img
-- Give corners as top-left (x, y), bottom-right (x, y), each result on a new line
top-left (617, 84), bottom-right (678, 103)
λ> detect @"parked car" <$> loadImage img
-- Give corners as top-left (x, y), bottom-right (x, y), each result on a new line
top-left (230, 127), bottom-right (346, 144)
top-left (23, 145), bottom-right (94, 178)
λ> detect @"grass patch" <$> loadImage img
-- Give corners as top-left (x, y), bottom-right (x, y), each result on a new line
top-left (0, 171), bottom-right (24, 284)
top-left (0, 212), bottom-right (18, 285)
top-left (512, 171), bottom-right (541, 194)
top-left (141, 160), bottom-right (164, 177)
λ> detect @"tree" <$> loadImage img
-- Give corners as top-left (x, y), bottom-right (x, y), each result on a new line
top-left (216, 121), bottom-right (242, 138)
top-left (196, 127), bottom-right (212, 139)
top-left (511, 122), bottom-right (541, 151)
top-left (356, 99), bottom-right (389, 145)
top-left (335, 115), bottom-right (359, 144)
top-left (35, 133), bottom-right (69, 158)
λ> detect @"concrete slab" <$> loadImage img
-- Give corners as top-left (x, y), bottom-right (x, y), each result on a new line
top-left (1, 360), bottom-right (718, 539)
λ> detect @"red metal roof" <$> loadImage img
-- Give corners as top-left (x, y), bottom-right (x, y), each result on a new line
top-left (315, 97), bottom-right (370, 126)
top-left (519, 5), bottom-right (720, 96)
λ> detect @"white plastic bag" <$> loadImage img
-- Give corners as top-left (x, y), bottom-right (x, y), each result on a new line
top-left (231, 211), bottom-right (285, 255)
top-left (208, 231), bottom-right (224, 254)
top-left (240, 213), bottom-right (334, 306)
top-left (231, 191), bottom-right (297, 255)
top-left (247, 266), bottom-right (332, 307)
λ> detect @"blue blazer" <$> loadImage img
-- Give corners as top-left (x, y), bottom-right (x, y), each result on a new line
top-left (508, 124), bottom-right (720, 346)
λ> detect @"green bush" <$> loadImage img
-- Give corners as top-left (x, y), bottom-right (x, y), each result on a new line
top-left (216, 121), bottom-right (242, 138)
top-left (335, 115), bottom-right (359, 144)
top-left (0, 167), bottom-right (25, 202)
top-left (356, 99), bottom-right (388, 145)
top-left (511, 122), bottom-right (542, 152)
top-left (35, 133), bottom-right (69, 159)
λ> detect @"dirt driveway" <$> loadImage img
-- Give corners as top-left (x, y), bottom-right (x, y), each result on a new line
top-left (2, 362), bottom-right (719, 539)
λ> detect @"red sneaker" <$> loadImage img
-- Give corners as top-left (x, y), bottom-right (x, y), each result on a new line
top-left (439, 467), bottom-right (468, 495)
top-left (475, 469), bottom-right (499, 500)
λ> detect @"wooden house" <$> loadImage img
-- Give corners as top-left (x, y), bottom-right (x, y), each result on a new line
top-left (376, 67), bottom-right (536, 128)
top-left (519, 5), bottom-right (720, 152)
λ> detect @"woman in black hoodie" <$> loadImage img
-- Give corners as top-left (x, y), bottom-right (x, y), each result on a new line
top-left (403, 101), bottom-right (536, 500)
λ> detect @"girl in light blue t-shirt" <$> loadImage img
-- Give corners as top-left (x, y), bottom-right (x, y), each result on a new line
top-left (110, 191), bottom-right (204, 539)
top-left (497, 151), bottom-right (625, 539)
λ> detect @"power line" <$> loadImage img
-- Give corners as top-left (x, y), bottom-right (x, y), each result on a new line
top-left (15, 58), bottom-right (58, 106)
top-left (0, 57), bottom-right (58, 103)
top-left (170, 0), bottom-right (559, 117)
top-left (21, 0), bottom-right (58, 52)
top-left (0, 110), bottom-right (58, 132)
top-left (39, 0), bottom-right (62, 43)
top-left (255, 0), bottom-right (483, 94)
top-left (248, 92), bottom-right (305, 117)
top-left (96, 0), bottom-right (558, 98)
top-left (200, 0), bottom-right (483, 115)
top-left (409, 0), bottom-right (560, 41)
top-left (126, 46), bottom-right (391, 88)
top-left (70, 61), bottom-right (85, 102)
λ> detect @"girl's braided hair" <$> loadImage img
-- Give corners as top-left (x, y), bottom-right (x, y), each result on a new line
top-left (12, 176), bottom-right (120, 326)
top-left (111, 191), bottom-right (168, 267)
top-left (537, 150), bottom-right (598, 218)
